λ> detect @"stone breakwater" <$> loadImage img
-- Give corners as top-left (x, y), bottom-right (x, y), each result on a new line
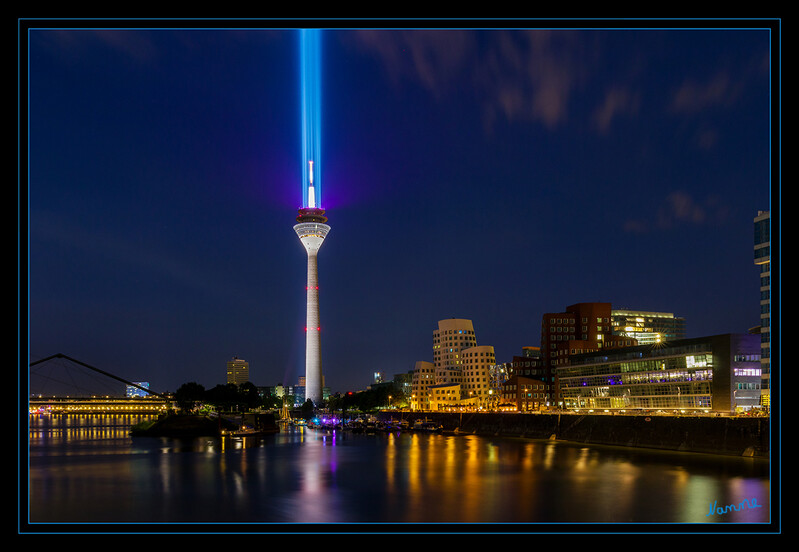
top-left (378, 412), bottom-right (769, 457)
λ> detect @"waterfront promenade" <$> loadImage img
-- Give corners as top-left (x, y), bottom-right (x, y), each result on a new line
top-left (374, 411), bottom-right (769, 458)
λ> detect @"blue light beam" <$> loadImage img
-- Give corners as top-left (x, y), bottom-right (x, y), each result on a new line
top-left (300, 29), bottom-right (322, 209)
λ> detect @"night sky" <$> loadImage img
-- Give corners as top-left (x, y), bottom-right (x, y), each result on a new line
top-left (24, 20), bottom-right (776, 396)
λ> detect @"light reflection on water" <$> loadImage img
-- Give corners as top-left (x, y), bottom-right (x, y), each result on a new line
top-left (27, 414), bottom-right (770, 526)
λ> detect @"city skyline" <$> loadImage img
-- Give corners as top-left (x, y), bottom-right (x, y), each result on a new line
top-left (25, 20), bottom-right (778, 396)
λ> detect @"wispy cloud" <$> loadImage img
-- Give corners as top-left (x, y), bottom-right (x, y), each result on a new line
top-left (592, 86), bottom-right (640, 134)
top-left (667, 62), bottom-right (767, 152)
top-left (624, 191), bottom-right (731, 233)
top-left (351, 29), bottom-right (768, 143)
top-left (350, 29), bottom-right (587, 132)
top-left (479, 31), bottom-right (585, 130)
top-left (660, 190), bottom-right (709, 225)
top-left (351, 30), bottom-right (476, 100)
top-left (669, 71), bottom-right (740, 114)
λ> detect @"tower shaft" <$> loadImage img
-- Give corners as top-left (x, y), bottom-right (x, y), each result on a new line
top-left (303, 250), bottom-right (322, 404)
top-left (295, 208), bottom-right (329, 406)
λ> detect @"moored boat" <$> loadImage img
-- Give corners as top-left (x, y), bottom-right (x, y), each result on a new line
top-left (384, 419), bottom-right (410, 432)
top-left (413, 418), bottom-right (443, 432)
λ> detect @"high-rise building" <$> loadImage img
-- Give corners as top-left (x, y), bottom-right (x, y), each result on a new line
top-left (226, 356), bottom-right (249, 385)
top-left (754, 210), bottom-right (771, 409)
top-left (611, 309), bottom-right (686, 344)
top-left (541, 302), bottom-right (638, 407)
top-left (432, 318), bottom-right (477, 384)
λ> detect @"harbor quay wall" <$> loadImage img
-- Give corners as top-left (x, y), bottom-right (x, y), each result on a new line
top-left (376, 412), bottom-right (769, 457)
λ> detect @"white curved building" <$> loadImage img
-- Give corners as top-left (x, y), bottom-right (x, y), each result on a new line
top-left (408, 318), bottom-right (499, 411)
top-left (432, 318), bottom-right (477, 384)
top-left (460, 345), bottom-right (495, 408)
top-left (410, 360), bottom-right (435, 411)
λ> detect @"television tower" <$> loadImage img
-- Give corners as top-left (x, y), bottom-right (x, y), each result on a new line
top-left (295, 29), bottom-right (328, 406)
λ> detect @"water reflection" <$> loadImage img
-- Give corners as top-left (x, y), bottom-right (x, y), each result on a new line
top-left (27, 414), bottom-right (770, 525)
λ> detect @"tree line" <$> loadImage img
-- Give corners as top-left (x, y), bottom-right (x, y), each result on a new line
top-left (173, 380), bottom-right (408, 417)
top-left (173, 381), bottom-right (278, 414)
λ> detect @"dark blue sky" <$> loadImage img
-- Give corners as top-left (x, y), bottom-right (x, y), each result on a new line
top-left (25, 21), bottom-right (777, 395)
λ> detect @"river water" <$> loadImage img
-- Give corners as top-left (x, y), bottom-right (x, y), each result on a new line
top-left (25, 413), bottom-right (773, 532)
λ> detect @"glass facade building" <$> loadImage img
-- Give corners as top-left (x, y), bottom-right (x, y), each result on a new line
top-left (125, 382), bottom-right (150, 398)
top-left (611, 309), bottom-right (686, 345)
top-left (556, 334), bottom-right (761, 413)
top-left (754, 210), bottom-right (770, 409)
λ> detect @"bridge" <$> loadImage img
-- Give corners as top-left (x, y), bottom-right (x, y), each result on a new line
top-left (28, 353), bottom-right (173, 414)
top-left (29, 395), bottom-right (170, 414)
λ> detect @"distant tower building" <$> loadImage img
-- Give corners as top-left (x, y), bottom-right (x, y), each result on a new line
top-left (754, 210), bottom-right (771, 409)
top-left (611, 309), bottom-right (686, 344)
top-left (126, 382), bottom-right (150, 398)
top-left (226, 356), bottom-right (249, 385)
